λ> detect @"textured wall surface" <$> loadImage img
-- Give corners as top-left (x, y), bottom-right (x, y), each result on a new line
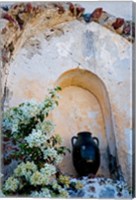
top-left (2, 16), bottom-right (132, 185)
top-left (50, 86), bottom-right (109, 177)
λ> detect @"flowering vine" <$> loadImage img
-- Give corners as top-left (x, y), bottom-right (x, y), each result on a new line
top-left (2, 86), bottom-right (82, 197)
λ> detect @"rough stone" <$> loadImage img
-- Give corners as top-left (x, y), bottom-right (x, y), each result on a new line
top-left (99, 187), bottom-right (115, 198)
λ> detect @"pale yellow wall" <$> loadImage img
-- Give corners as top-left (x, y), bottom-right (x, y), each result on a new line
top-left (2, 16), bottom-right (132, 185)
top-left (49, 86), bottom-right (109, 177)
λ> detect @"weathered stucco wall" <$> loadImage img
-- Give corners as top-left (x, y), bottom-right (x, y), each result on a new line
top-left (1, 6), bottom-right (132, 186)
top-left (50, 86), bottom-right (108, 176)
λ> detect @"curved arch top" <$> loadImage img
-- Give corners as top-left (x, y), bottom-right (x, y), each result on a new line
top-left (55, 68), bottom-right (117, 157)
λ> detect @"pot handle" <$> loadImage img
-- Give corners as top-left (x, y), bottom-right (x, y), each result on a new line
top-left (93, 137), bottom-right (99, 147)
top-left (71, 136), bottom-right (78, 147)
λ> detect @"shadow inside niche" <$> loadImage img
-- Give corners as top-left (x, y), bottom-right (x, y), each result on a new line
top-left (54, 68), bottom-right (121, 180)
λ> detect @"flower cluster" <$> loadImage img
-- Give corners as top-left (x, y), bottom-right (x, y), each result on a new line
top-left (30, 171), bottom-right (46, 186)
top-left (24, 129), bottom-right (48, 148)
top-left (74, 181), bottom-right (83, 190)
top-left (14, 161), bottom-right (37, 181)
top-left (50, 180), bottom-right (70, 198)
top-left (30, 186), bottom-right (69, 198)
top-left (4, 177), bottom-right (20, 192)
top-left (3, 161), bottom-right (58, 192)
top-left (40, 163), bottom-right (56, 177)
top-left (43, 147), bottom-right (63, 164)
top-left (2, 87), bottom-right (77, 197)
top-left (59, 175), bottom-right (70, 188)
top-left (2, 87), bottom-right (60, 139)
top-left (4, 163), bottom-right (54, 193)
top-left (3, 159), bottom-right (78, 197)
top-left (2, 100), bottom-right (40, 135)
top-left (36, 120), bottom-right (55, 135)
top-left (58, 188), bottom-right (69, 198)
top-left (30, 188), bottom-right (51, 198)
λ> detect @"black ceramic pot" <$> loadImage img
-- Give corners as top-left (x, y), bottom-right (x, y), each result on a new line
top-left (71, 131), bottom-right (100, 176)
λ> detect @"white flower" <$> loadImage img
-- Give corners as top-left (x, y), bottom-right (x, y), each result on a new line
top-left (40, 163), bottom-right (56, 177)
top-left (3, 100), bottom-right (41, 134)
top-left (40, 98), bottom-right (57, 116)
top-left (2, 87), bottom-right (60, 137)
top-left (30, 188), bottom-right (51, 198)
top-left (11, 122), bottom-right (19, 133)
top-left (30, 171), bottom-right (46, 186)
top-left (52, 180), bottom-right (62, 191)
top-left (42, 147), bottom-right (63, 164)
top-left (58, 188), bottom-right (69, 198)
top-left (36, 120), bottom-right (55, 135)
top-left (19, 100), bottom-right (39, 117)
top-left (24, 129), bottom-right (48, 148)
top-left (14, 161), bottom-right (37, 181)
top-left (55, 154), bottom-right (63, 164)
top-left (43, 147), bottom-right (58, 160)
top-left (2, 118), bottom-right (12, 131)
top-left (4, 177), bottom-right (19, 192)
top-left (30, 164), bottom-right (56, 186)
top-left (29, 164), bottom-right (56, 187)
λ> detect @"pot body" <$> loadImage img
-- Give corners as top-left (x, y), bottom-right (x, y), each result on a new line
top-left (71, 131), bottom-right (100, 176)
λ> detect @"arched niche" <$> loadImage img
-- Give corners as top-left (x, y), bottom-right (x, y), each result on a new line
top-left (53, 68), bottom-right (118, 176)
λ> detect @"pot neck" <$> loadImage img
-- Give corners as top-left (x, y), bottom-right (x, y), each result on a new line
top-left (78, 132), bottom-right (92, 140)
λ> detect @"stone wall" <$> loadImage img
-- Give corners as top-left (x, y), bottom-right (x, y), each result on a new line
top-left (0, 3), bottom-right (133, 186)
